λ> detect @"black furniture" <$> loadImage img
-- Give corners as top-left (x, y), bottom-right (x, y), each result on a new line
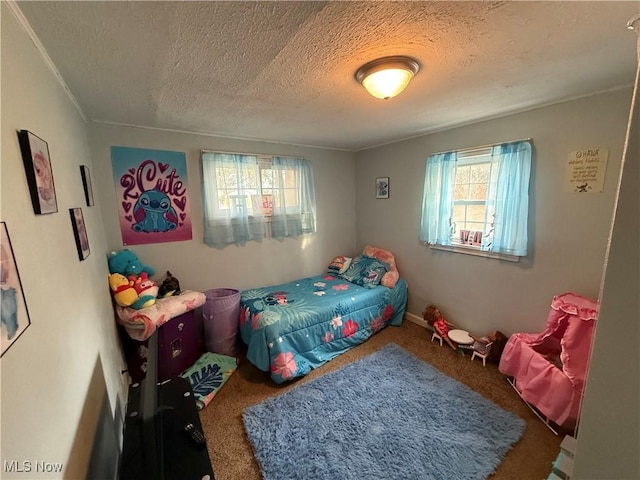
top-left (120, 377), bottom-right (214, 480)
top-left (119, 332), bottom-right (213, 480)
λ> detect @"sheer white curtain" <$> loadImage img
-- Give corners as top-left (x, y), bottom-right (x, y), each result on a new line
top-left (270, 156), bottom-right (317, 238)
top-left (202, 152), bottom-right (316, 248)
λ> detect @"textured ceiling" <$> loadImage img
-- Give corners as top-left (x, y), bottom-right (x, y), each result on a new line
top-left (15, 1), bottom-right (640, 151)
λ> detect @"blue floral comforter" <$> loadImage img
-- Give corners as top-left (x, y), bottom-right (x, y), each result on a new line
top-left (239, 273), bottom-right (408, 383)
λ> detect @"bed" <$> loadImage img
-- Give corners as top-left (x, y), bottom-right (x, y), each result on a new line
top-left (239, 246), bottom-right (408, 383)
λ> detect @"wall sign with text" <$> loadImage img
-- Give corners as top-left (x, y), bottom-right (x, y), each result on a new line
top-left (111, 146), bottom-right (192, 245)
top-left (564, 148), bottom-right (608, 193)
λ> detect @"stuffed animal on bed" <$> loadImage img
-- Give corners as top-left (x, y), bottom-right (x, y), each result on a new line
top-left (423, 304), bottom-right (458, 350)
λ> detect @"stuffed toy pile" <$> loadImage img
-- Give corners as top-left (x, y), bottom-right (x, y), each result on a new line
top-left (108, 249), bottom-right (158, 309)
top-left (108, 249), bottom-right (155, 277)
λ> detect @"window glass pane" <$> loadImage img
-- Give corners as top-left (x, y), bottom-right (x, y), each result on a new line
top-left (467, 205), bottom-right (486, 223)
top-left (466, 222), bottom-right (484, 231)
top-left (218, 167), bottom-right (238, 189)
top-left (470, 164), bottom-right (489, 183)
top-left (469, 183), bottom-right (487, 200)
top-left (242, 168), bottom-right (258, 189)
top-left (456, 165), bottom-right (470, 184)
top-left (452, 205), bottom-right (466, 229)
top-left (261, 169), bottom-right (274, 189)
top-left (454, 184), bottom-right (469, 200)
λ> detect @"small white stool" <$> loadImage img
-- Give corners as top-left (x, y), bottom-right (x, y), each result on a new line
top-left (431, 331), bottom-right (443, 346)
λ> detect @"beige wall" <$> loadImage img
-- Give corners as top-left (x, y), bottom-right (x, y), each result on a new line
top-left (573, 60), bottom-right (639, 479)
top-left (2, 1), bottom-right (636, 477)
top-left (1, 5), bottom-right (127, 478)
top-left (87, 124), bottom-right (357, 293)
top-left (354, 88), bottom-right (631, 336)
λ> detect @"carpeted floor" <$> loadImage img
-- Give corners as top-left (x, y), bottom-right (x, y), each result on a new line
top-left (198, 320), bottom-right (562, 480)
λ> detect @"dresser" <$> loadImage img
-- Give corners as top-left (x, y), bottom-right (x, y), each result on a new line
top-left (115, 291), bottom-right (207, 382)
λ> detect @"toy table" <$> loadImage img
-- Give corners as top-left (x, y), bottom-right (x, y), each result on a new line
top-left (448, 329), bottom-right (474, 345)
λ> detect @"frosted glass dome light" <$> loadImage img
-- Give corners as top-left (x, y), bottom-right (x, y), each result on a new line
top-left (355, 56), bottom-right (420, 100)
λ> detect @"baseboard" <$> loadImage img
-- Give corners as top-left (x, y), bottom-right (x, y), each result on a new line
top-left (405, 312), bottom-right (430, 329)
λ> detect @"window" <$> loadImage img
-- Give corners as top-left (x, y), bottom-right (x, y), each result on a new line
top-left (202, 152), bottom-right (316, 248)
top-left (451, 149), bottom-right (496, 247)
top-left (419, 140), bottom-right (532, 258)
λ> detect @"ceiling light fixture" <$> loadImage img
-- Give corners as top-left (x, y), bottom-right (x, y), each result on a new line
top-left (355, 55), bottom-right (420, 100)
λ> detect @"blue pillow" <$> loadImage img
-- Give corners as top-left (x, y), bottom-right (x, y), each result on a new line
top-left (341, 255), bottom-right (388, 288)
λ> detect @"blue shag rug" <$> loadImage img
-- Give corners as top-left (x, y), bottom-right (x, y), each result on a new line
top-left (243, 343), bottom-right (525, 480)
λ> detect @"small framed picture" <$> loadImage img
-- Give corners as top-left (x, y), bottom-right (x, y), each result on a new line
top-left (1, 222), bottom-right (32, 357)
top-left (376, 177), bottom-right (389, 199)
top-left (80, 165), bottom-right (95, 207)
top-left (69, 208), bottom-right (90, 261)
top-left (17, 130), bottom-right (58, 214)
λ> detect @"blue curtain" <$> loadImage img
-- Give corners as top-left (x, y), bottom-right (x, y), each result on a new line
top-left (419, 151), bottom-right (457, 245)
top-left (485, 141), bottom-right (532, 256)
top-left (202, 153), bottom-right (316, 248)
top-left (419, 141), bottom-right (531, 257)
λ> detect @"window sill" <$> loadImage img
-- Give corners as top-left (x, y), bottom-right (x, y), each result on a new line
top-left (429, 244), bottom-right (520, 263)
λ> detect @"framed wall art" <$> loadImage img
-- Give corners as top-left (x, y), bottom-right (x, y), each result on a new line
top-left (69, 208), bottom-right (90, 260)
top-left (80, 165), bottom-right (95, 206)
top-left (1, 222), bottom-right (31, 357)
top-left (111, 146), bottom-right (193, 245)
top-left (376, 177), bottom-right (389, 199)
top-left (17, 130), bottom-right (58, 214)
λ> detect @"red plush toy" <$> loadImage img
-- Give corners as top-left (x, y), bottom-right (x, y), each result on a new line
top-left (126, 272), bottom-right (159, 309)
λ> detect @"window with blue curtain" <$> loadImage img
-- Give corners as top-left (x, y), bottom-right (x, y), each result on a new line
top-left (201, 152), bottom-right (316, 248)
top-left (419, 140), bottom-right (532, 257)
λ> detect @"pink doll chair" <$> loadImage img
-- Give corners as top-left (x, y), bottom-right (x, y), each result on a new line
top-left (499, 292), bottom-right (598, 433)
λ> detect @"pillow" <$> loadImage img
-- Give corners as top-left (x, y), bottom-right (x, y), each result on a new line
top-left (341, 255), bottom-right (388, 288)
top-left (362, 245), bottom-right (400, 288)
top-left (327, 255), bottom-right (352, 275)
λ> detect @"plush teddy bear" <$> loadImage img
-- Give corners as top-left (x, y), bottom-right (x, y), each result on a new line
top-left (108, 249), bottom-right (155, 277)
top-left (127, 272), bottom-right (159, 310)
top-left (108, 273), bottom-right (138, 308)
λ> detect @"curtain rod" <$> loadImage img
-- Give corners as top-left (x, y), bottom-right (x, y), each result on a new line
top-left (429, 137), bottom-right (532, 157)
top-left (200, 148), bottom-right (304, 159)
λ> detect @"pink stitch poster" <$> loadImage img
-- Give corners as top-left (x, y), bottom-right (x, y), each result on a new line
top-left (111, 146), bottom-right (192, 245)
